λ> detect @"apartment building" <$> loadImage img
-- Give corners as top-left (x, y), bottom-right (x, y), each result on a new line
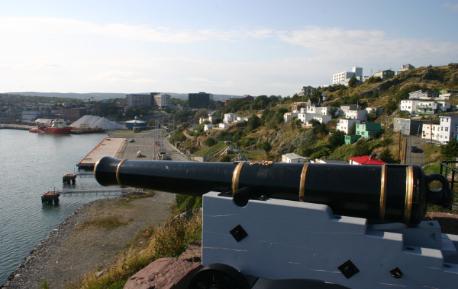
top-left (332, 67), bottom-right (363, 85)
top-left (336, 119), bottom-right (360, 134)
top-left (153, 93), bottom-right (171, 109)
top-left (421, 115), bottom-right (458, 144)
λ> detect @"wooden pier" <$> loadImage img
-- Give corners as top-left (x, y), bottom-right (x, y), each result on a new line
top-left (41, 191), bottom-right (60, 206)
top-left (77, 137), bottom-right (127, 170)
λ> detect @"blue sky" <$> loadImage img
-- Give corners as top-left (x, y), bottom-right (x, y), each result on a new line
top-left (0, 0), bottom-right (457, 95)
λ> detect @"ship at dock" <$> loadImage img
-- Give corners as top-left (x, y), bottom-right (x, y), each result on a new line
top-left (29, 119), bottom-right (72, 134)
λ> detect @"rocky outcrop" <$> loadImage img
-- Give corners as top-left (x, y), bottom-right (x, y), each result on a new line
top-left (124, 245), bottom-right (201, 289)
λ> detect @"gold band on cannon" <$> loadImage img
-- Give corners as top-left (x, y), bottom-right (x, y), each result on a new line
top-left (116, 159), bottom-right (127, 186)
top-left (404, 166), bottom-right (414, 224)
top-left (299, 163), bottom-right (309, 201)
top-left (232, 162), bottom-right (245, 194)
top-left (379, 164), bottom-right (387, 221)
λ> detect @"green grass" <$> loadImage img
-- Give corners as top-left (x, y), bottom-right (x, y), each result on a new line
top-left (40, 280), bottom-right (50, 289)
top-left (74, 213), bottom-right (202, 289)
top-left (194, 141), bottom-right (227, 158)
top-left (244, 149), bottom-right (267, 161)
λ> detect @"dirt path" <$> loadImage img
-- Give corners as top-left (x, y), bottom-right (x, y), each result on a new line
top-left (2, 192), bottom-right (174, 289)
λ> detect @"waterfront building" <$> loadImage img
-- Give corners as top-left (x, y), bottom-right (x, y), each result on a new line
top-left (126, 94), bottom-right (153, 108)
top-left (332, 67), bottom-right (363, 85)
top-left (153, 93), bottom-right (171, 109)
top-left (421, 115), bottom-right (458, 144)
top-left (21, 110), bottom-right (40, 123)
top-left (188, 92), bottom-right (211, 108)
top-left (125, 118), bottom-right (147, 130)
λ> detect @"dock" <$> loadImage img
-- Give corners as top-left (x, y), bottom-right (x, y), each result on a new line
top-left (0, 123), bottom-right (34, 130)
top-left (77, 137), bottom-right (127, 170)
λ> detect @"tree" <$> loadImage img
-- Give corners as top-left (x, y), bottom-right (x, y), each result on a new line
top-left (246, 115), bottom-right (261, 132)
top-left (379, 148), bottom-right (395, 163)
top-left (442, 140), bottom-right (458, 160)
top-left (348, 76), bottom-right (359, 88)
top-left (328, 131), bottom-right (345, 149)
top-left (204, 137), bottom-right (217, 147)
top-left (260, 141), bottom-right (272, 154)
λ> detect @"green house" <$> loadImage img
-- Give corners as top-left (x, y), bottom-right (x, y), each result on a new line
top-left (345, 135), bottom-right (361, 144)
top-left (355, 122), bottom-right (382, 139)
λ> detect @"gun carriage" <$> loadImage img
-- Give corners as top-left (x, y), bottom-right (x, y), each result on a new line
top-left (95, 157), bottom-right (458, 289)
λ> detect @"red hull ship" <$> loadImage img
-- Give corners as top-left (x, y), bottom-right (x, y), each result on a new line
top-left (29, 119), bottom-right (72, 134)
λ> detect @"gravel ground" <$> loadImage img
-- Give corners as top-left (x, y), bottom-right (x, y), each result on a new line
top-left (1, 192), bottom-right (174, 289)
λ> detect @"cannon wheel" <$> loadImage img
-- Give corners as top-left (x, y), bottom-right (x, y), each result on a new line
top-left (188, 263), bottom-right (250, 289)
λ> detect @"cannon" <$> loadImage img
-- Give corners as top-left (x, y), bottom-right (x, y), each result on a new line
top-left (94, 157), bottom-right (458, 289)
top-left (94, 156), bottom-right (451, 225)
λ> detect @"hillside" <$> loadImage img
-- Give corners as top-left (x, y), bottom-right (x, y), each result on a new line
top-left (321, 63), bottom-right (458, 109)
top-left (172, 64), bottom-right (458, 165)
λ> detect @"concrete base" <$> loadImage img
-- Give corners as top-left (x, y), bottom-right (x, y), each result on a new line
top-left (202, 192), bottom-right (458, 289)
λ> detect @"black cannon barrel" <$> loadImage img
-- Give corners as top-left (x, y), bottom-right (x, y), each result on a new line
top-left (94, 156), bottom-right (452, 225)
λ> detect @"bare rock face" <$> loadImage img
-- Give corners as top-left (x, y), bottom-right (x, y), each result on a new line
top-left (124, 245), bottom-right (202, 289)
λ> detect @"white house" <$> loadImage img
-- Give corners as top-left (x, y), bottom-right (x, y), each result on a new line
top-left (400, 90), bottom-right (451, 115)
top-left (203, 124), bottom-right (213, 132)
top-left (283, 112), bottom-right (298, 123)
top-left (218, 123), bottom-right (229, 129)
top-left (344, 109), bottom-right (367, 121)
top-left (223, 113), bottom-right (237, 124)
top-left (236, 116), bottom-right (248, 123)
top-left (306, 105), bottom-right (332, 115)
top-left (281, 153), bottom-right (307, 163)
top-left (421, 115), bottom-right (458, 144)
top-left (336, 119), bottom-right (360, 134)
top-left (298, 113), bottom-right (332, 126)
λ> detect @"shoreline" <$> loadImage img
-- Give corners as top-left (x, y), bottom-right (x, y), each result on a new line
top-left (1, 200), bottom-right (93, 288)
top-left (1, 192), bottom-right (175, 289)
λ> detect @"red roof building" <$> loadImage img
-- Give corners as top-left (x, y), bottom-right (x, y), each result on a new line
top-left (348, 155), bottom-right (386, 165)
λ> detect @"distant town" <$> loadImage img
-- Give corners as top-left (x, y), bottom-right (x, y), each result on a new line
top-left (1, 63), bottom-right (457, 169)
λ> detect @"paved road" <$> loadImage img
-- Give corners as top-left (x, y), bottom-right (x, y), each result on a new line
top-left (405, 135), bottom-right (425, 166)
top-left (119, 129), bottom-right (189, 161)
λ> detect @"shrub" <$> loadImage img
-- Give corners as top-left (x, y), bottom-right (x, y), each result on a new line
top-left (245, 115), bottom-right (261, 132)
top-left (204, 137), bottom-right (217, 147)
top-left (442, 140), bottom-right (458, 160)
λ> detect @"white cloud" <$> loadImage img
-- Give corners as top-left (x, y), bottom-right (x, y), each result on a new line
top-left (0, 17), bottom-right (457, 95)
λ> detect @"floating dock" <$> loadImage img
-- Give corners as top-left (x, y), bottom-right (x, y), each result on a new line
top-left (77, 137), bottom-right (127, 170)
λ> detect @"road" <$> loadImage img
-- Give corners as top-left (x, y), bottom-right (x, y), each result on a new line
top-left (119, 129), bottom-right (189, 161)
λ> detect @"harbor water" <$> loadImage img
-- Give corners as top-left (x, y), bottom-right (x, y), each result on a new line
top-left (0, 130), bottom-right (107, 284)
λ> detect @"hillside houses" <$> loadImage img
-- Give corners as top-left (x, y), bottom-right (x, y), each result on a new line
top-left (421, 115), bottom-right (458, 144)
top-left (400, 90), bottom-right (452, 115)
